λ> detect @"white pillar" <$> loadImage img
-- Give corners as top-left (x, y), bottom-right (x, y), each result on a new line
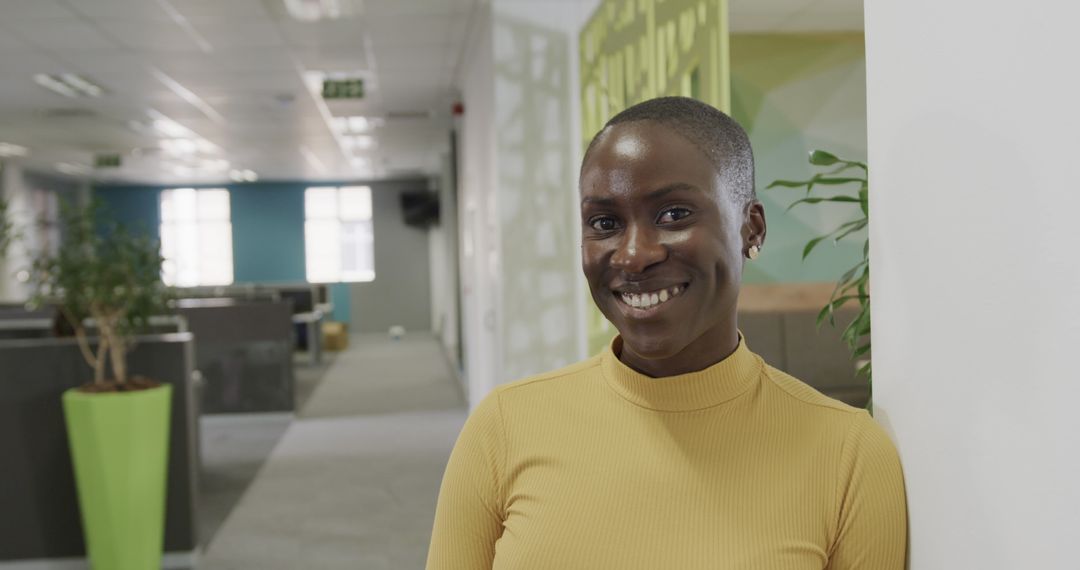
top-left (866, 1), bottom-right (1080, 567)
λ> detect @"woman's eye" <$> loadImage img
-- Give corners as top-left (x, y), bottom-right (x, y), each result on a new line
top-left (657, 208), bottom-right (692, 224)
top-left (589, 216), bottom-right (619, 231)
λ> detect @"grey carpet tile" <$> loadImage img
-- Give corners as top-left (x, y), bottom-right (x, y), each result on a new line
top-left (199, 333), bottom-right (466, 570)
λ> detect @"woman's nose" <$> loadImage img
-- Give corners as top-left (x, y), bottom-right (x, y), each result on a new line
top-left (610, 224), bottom-right (666, 274)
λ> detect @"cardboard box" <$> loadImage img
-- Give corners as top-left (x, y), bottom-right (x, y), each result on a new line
top-left (322, 321), bottom-right (349, 351)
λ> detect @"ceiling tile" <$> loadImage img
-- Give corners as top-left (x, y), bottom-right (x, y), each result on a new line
top-left (366, 14), bottom-right (470, 47)
top-left (363, 0), bottom-right (476, 18)
top-left (95, 20), bottom-right (212, 52)
top-left (153, 48), bottom-right (299, 74)
top-left (370, 44), bottom-right (446, 72)
top-left (277, 20), bottom-right (369, 48)
top-left (292, 46), bottom-right (371, 73)
top-left (62, 0), bottom-right (176, 22)
top-left (0, 0), bottom-right (78, 19)
top-left (6, 18), bottom-right (125, 50)
top-left (167, 0), bottom-right (271, 18)
top-left (186, 18), bottom-right (287, 49)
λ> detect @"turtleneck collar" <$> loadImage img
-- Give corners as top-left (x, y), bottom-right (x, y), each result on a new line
top-left (600, 334), bottom-right (761, 412)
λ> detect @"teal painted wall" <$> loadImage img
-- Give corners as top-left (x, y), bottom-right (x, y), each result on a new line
top-left (96, 185), bottom-right (161, 241)
top-left (229, 183), bottom-right (306, 283)
top-left (93, 182), bottom-right (351, 323)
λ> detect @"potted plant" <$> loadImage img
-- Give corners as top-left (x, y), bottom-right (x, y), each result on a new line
top-left (30, 199), bottom-right (174, 570)
top-left (0, 197), bottom-right (13, 258)
top-left (767, 150), bottom-right (872, 407)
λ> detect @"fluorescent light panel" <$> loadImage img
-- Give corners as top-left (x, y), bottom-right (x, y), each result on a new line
top-left (229, 169), bottom-right (258, 182)
top-left (284, 0), bottom-right (345, 22)
top-left (56, 162), bottom-right (91, 175)
top-left (0, 142), bottom-right (29, 157)
top-left (34, 73), bottom-right (104, 98)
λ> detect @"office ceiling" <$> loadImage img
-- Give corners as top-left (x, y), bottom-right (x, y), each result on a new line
top-left (0, 0), bottom-right (474, 185)
top-left (0, 0), bottom-right (862, 186)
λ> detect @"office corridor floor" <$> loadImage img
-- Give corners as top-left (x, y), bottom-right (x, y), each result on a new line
top-left (199, 333), bottom-right (467, 570)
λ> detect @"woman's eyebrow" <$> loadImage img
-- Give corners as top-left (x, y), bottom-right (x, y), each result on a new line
top-left (645, 182), bottom-right (700, 200)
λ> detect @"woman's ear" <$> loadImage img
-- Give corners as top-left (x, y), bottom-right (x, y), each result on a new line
top-left (744, 200), bottom-right (767, 250)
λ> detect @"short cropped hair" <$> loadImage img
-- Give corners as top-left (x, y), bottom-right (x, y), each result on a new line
top-left (584, 96), bottom-right (756, 206)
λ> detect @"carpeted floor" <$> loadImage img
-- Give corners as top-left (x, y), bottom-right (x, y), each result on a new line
top-left (197, 333), bottom-right (466, 570)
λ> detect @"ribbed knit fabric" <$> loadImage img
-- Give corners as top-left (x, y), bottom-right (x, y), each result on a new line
top-left (427, 335), bottom-right (907, 569)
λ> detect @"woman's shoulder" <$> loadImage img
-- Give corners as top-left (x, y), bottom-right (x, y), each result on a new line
top-left (495, 354), bottom-right (605, 396)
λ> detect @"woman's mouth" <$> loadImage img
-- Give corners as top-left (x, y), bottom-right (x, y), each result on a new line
top-left (614, 283), bottom-right (689, 312)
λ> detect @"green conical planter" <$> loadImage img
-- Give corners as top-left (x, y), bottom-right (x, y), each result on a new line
top-left (63, 384), bottom-right (172, 570)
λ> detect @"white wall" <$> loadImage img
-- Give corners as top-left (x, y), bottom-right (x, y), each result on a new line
top-left (429, 151), bottom-right (462, 374)
top-left (865, 1), bottom-right (1080, 567)
top-left (455, 0), bottom-right (598, 407)
top-left (457, 4), bottom-right (503, 407)
top-left (0, 163), bottom-right (84, 303)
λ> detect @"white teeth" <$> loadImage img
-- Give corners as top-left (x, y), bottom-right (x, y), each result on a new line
top-left (620, 284), bottom-right (686, 310)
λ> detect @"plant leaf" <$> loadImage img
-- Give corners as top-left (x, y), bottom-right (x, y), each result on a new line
top-left (802, 236), bottom-right (828, 260)
top-left (809, 150), bottom-right (840, 166)
top-left (808, 176), bottom-right (865, 186)
top-left (785, 195), bottom-right (861, 212)
top-left (833, 218), bottom-right (868, 243)
top-left (767, 179), bottom-right (811, 189)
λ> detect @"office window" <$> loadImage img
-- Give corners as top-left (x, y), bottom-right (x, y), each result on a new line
top-left (159, 188), bottom-right (234, 286)
top-left (305, 186), bottom-right (375, 283)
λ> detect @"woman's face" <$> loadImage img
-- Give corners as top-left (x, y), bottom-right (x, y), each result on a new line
top-left (579, 121), bottom-right (763, 374)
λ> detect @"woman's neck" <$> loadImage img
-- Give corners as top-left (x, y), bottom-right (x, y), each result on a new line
top-left (619, 325), bottom-right (740, 378)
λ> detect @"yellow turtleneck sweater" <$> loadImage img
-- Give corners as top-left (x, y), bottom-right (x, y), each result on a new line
top-left (427, 336), bottom-right (907, 569)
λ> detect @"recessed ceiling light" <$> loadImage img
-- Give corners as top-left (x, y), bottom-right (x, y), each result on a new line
top-left (58, 73), bottom-right (104, 97)
top-left (342, 135), bottom-right (374, 150)
top-left (55, 162), bottom-right (91, 175)
top-left (0, 142), bottom-right (29, 157)
top-left (230, 169), bottom-right (258, 182)
top-left (283, 0), bottom-right (350, 22)
top-left (153, 118), bottom-right (189, 138)
top-left (161, 138), bottom-right (197, 155)
top-left (34, 74), bottom-right (78, 98)
top-left (34, 74), bottom-right (104, 98)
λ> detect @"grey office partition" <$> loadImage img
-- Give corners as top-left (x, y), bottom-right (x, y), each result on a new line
top-left (739, 307), bottom-right (869, 408)
top-left (0, 333), bottom-right (199, 562)
top-left (175, 299), bottom-right (295, 414)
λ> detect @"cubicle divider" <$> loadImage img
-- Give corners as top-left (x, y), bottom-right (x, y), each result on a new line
top-left (737, 283), bottom-right (870, 407)
top-left (0, 334), bottom-right (200, 566)
top-left (174, 298), bottom-right (296, 414)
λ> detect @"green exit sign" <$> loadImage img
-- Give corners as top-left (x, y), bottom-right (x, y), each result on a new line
top-left (94, 154), bottom-right (122, 168)
top-left (322, 78), bottom-right (365, 100)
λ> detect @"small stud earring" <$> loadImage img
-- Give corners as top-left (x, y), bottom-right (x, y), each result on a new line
top-left (747, 245), bottom-right (761, 260)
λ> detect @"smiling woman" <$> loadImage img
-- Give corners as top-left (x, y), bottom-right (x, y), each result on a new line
top-left (427, 97), bottom-right (907, 570)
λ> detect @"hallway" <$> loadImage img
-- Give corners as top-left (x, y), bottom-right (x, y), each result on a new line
top-left (199, 333), bottom-right (466, 570)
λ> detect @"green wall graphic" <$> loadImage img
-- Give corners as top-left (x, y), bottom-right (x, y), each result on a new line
top-left (580, 0), bottom-right (732, 355)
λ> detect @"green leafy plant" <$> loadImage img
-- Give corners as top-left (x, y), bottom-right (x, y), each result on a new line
top-left (30, 199), bottom-right (171, 388)
top-left (0, 198), bottom-right (13, 259)
top-left (767, 150), bottom-right (871, 384)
